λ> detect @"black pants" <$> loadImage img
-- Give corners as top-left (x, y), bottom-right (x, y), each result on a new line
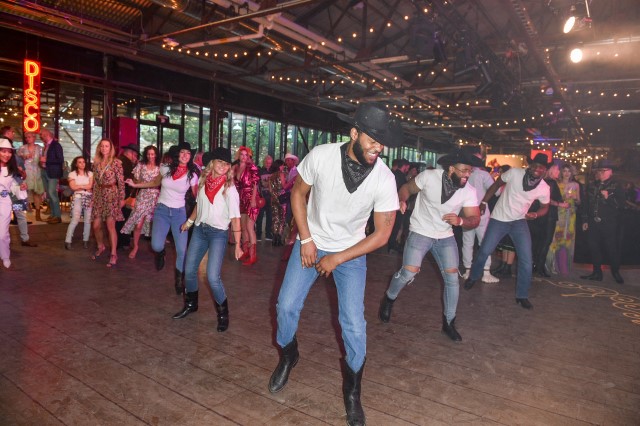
top-left (529, 217), bottom-right (557, 270)
top-left (387, 211), bottom-right (404, 247)
top-left (587, 218), bottom-right (620, 272)
top-left (256, 193), bottom-right (273, 239)
top-left (116, 206), bottom-right (132, 248)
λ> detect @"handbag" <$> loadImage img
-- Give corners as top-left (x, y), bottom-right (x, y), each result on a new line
top-left (256, 193), bottom-right (266, 209)
top-left (124, 188), bottom-right (138, 209)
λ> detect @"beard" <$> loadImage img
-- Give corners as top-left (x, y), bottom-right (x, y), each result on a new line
top-left (352, 138), bottom-right (376, 168)
top-left (451, 171), bottom-right (466, 188)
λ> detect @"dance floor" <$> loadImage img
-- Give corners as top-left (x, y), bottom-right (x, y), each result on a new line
top-left (1, 221), bottom-right (639, 425)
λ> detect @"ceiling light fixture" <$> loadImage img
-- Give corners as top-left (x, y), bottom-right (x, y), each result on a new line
top-left (570, 48), bottom-right (583, 63)
top-left (563, 1), bottom-right (591, 34)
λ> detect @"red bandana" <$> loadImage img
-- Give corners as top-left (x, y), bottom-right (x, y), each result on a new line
top-left (205, 174), bottom-right (226, 203)
top-left (172, 165), bottom-right (187, 180)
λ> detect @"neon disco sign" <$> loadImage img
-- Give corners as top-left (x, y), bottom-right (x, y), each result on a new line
top-left (23, 59), bottom-right (41, 133)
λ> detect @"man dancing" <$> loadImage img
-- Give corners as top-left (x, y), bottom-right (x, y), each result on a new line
top-left (268, 103), bottom-right (400, 426)
top-left (378, 149), bottom-right (481, 341)
top-left (463, 153), bottom-right (552, 310)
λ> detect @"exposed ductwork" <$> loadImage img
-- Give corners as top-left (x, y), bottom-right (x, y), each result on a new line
top-left (183, 24), bottom-right (265, 48)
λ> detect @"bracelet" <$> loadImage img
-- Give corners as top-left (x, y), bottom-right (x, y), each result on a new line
top-left (459, 217), bottom-right (464, 227)
top-left (186, 219), bottom-right (194, 225)
top-left (480, 201), bottom-right (488, 205)
top-left (300, 237), bottom-right (314, 245)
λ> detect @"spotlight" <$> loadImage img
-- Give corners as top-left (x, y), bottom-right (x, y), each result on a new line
top-left (563, 15), bottom-right (576, 34)
top-left (563, 1), bottom-right (592, 34)
top-left (570, 48), bottom-right (583, 63)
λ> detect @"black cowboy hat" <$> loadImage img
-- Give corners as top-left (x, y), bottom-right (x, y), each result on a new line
top-left (437, 148), bottom-right (485, 168)
top-left (168, 142), bottom-right (196, 157)
top-left (528, 153), bottom-right (554, 168)
top-left (592, 158), bottom-right (616, 171)
top-left (120, 143), bottom-right (140, 156)
top-left (202, 147), bottom-right (232, 166)
top-left (337, 102), bottom-right (402, 147)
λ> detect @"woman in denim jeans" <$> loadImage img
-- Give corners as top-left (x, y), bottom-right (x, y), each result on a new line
top-left (126, 142), bottom-right (199, 294)
top-left (172, 147), bottom-right (242, 332)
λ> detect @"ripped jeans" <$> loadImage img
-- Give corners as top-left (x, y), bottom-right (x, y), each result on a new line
top-left (386, 231), bottom-right (460, 322)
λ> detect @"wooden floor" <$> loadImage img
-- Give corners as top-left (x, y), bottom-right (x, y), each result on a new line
top-left (1, 220), bottom-right (639, 425)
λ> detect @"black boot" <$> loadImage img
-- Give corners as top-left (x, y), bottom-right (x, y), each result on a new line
top-left (343, 359), bottom-right (366, 426)
top-left (215, 299), bottom-right (229, 332)
top-left (580, 270), bottom-right (603, 281)
top-left (268, 337), bottom-right (299, 393)
top-left (154, 249), bottom-right (166, 271)
top-left (172, 291), bottom-right (198, 319)
top-left (442, 315), bottom-right (462, 341)
top-left (490, 261), bottom-right (505, 276)
top-left (463, 278), bottom-right (477, 290)
top-left (378, 293), bottom-right (395, 323)
top-left (174, 268), bottom-right (185, 295)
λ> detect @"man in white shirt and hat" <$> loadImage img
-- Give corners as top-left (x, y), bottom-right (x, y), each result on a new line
top-left (378, 149), bottom-right (482, 341)
top-left (463, 153), bottom-right (552, 310)
top-left (268, 103), bottom-right (401, 426)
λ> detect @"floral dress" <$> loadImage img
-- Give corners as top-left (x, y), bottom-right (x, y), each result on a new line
top-left (548, 180), bottom-right (579, 274)
top-left (269, 171), bottom-right (287, 237)
top-left (17, 144), bottom-right (45, 194)
top-left (234, 163), bottom-right (260, 221)
top-left (91, 159), bottom-right (125, 221)
top-left (121, 163), bottom-right (160, 236)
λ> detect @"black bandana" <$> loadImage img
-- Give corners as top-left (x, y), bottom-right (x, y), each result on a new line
top-left (341, 143), bottom-right (374, 193)
top-left (441, 171), bottom-right (457, 203)
top-left (523, 168), bottom-right (543, 192)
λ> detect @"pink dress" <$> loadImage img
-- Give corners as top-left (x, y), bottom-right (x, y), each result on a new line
top-left (91, 159), bottom-right (125, 221)
top-left (234, 163), bottom-right (260, 221)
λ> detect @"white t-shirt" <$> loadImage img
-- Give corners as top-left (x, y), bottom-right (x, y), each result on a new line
top-left (298, 143), bottom-right (399, 252)
top-left (194, 182), bottom-right (240, 230)
top-left (157, 164), bottom-right (199, 208)
top-left (468, 167), bottom-right (494, 218)
top-left (410, 169), bottom-right (478, 239)
top-left (492, 168), bottom-right (550, 222)
top-left (68, 171), bottom-right (93, 194)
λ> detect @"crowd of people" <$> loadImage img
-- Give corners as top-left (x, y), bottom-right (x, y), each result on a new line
top-left (0, 103), bottom-right (635, 425)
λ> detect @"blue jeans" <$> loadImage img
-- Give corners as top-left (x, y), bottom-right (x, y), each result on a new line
top-left (184, 224), bottom-right (228, 303)
top-left (276, 240), bottom-right (367, 371)
top-left (470, 218), bottom-right (533, 298)
top-left (387, 231), bottom-right (460, 322)
top-left (151, 203), bottom-right (188, 272)
top-left (41, 171), bottom-right (61, 218)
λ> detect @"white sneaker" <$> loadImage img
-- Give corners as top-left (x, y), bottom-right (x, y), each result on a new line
top-left (2, 258), bottom-right (10, 269)
top-left (461, 270), bottom-right (470, 279)
top-left (482, 270), bottom-right (499, 283)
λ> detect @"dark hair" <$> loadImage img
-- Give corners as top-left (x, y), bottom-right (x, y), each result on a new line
top-left (0, 145), bottom-right (19, 177)
top-left (269, 159), bottom-right (284, 174)
top-left (166, 147), bottom-right (200, 180)
top-left (141, 145), bottom-right (160, 165)
top-left (499, 164), bottom-right (511, 173)
top-left (70, 156), bottom-right (91, 174)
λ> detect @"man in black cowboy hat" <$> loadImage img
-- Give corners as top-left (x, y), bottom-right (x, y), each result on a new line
top-left (378, 149), bottom-right (482, 342)
top-left (116, 143), bottom-right (140, 249)
top-left (580, 159), bottom-right (625, 284)
top-left (268, 102), bottom-right (401, 426)
top-left (463, 153), bottom-right (552, 310)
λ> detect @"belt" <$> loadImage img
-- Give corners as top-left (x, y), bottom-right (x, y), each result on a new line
top-left (97, 183), bottom-right (116, 188)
